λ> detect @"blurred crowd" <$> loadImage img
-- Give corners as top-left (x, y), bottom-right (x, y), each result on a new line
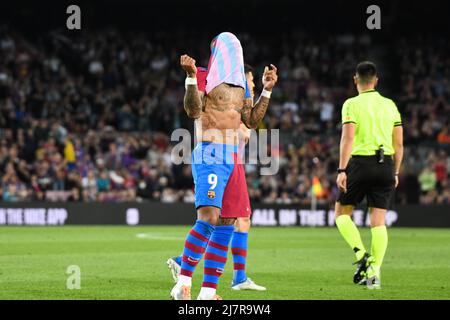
top-left (0, 28), bottom-right (449, 205)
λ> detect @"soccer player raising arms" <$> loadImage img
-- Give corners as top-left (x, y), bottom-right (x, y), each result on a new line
top-left (167, 64), bottom-right (267, 292)
top-left (170, 32), bottom-right (277, 300)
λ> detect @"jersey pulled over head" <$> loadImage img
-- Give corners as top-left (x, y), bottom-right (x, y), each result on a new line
top-left (205, 32), bottom-right (247, 94)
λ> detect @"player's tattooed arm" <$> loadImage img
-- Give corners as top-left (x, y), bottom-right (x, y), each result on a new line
top-left (180, 54), bottom-right (202, 118)
top-left (241, 96), bottom-right (269, 129)
top-left (184, 86), bottom-right (204, 118)
top-left (241, 64), bottom-right (278, 129)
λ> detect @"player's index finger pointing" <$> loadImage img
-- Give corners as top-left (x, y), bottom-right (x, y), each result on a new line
top-left (270, 64), bottom-right (278, 72)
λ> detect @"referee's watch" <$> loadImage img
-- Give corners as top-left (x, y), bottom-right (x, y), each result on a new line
top-left (337, 168), bottom-right (346, 174)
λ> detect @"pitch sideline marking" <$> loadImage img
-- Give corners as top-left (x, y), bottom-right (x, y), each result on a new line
top-left (135, 233), bottom-right (184, 241)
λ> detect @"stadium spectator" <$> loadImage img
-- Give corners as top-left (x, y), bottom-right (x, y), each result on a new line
top-left (418, 166), bottom-right (438, 204)
top-left (437, 126), bottom-right (450, 144)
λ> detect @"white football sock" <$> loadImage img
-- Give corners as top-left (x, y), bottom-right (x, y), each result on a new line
top-left (199, 287), bottom-right (216, 299)
top-left (178, 275), bottom-right (192, 286)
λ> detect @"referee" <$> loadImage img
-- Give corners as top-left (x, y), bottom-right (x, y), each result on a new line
top-left (334, 61), bottom-right (403, 289)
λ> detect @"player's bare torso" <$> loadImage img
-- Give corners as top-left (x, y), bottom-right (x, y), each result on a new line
top-left (195, 83), bottom-right (247, 145)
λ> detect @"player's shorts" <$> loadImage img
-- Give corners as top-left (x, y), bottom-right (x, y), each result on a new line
top-left (337, 155), bottom-right (395, 209)
top-left (192, 142), bottom-right (251, 218)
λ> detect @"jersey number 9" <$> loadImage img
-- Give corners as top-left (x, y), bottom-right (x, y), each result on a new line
top-left (208, 174), bottom-right (218, 190)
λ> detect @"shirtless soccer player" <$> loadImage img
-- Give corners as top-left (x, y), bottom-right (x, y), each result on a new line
top-left (167, 64), bottom-right (266, 292)
top-left (169, 32), bottom-right (278, 300)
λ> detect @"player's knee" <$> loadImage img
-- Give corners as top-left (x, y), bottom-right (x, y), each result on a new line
top-left (198, 214), bottom-right (219, 225)
top-left (218, 218), bottom-right (236, 226)
top-left (236, 217), bottom-right (251, 232)
top-left (197, 207), bottom-right (220, 225)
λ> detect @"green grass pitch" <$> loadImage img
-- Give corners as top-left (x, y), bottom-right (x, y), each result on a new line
top-left (0, 226), bottom-right (449, 300)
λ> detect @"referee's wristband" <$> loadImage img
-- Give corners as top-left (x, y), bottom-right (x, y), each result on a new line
top-left (185, 77), bottom-right (197, 90)
top-left (337, 168), bottom-right (346, 174)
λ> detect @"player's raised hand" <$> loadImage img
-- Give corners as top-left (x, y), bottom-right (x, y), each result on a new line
top-left (262, 64), bottom-right (278, 91)
top-left (180, 54), bottom-right (197, 77)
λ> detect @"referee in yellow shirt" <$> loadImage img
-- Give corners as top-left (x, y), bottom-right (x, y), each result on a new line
top-left (335, 61), bottom-right (404, 289)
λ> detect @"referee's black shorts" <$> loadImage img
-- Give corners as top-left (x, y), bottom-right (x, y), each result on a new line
top-left (337, 155), bottom-right (395, 209)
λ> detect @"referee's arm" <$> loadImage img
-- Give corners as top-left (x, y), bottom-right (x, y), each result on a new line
top-left (393, 125), bottom-right (404, 187)
top-left (337, 123), bottom-right (355, 193)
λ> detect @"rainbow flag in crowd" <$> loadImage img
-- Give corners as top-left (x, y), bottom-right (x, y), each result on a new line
top-left (312, 176), bottom-right (324, 198)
